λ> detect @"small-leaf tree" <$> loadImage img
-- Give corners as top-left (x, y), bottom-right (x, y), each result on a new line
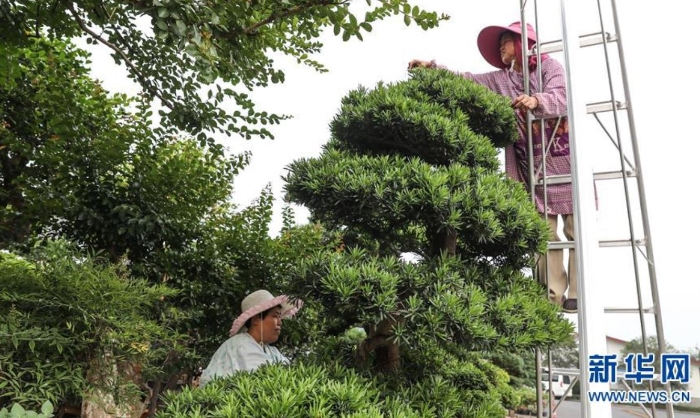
top-left (1, 0), bottom-right (448, 148)
top-left (282, 68), bottom-right (573, 413)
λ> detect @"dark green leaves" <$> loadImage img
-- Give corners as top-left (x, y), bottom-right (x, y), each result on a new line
top-left (286, 69), bottom-right (544, 265)
top-left (282, 67), bottom-right (573, 403)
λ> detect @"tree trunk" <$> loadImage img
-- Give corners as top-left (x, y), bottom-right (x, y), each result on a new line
top-left (81, 350), bottom-right (146, 418)
top-left (431, 227), bottom-right (457, 257)
top-left (358, 316), bottom-right (402, 373)
top-left (146, 380), bottom-right (161, 418)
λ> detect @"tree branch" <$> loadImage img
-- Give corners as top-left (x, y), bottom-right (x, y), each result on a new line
top-left (234, 0), bottom-right (347, 38)
top-left (64, 1), bottom-right (175, 110)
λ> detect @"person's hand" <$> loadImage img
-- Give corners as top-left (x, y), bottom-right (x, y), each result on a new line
top-left (408, 59), bottom-right (432, 70)
top-left (512, 94), bottom-right (539, 111)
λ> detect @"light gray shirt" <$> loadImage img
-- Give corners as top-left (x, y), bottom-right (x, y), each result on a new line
top-left (199, 333), bottom-right (289, 387)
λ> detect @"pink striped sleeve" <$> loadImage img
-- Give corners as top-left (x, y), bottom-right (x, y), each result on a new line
top-left (531, 59), bottom-right (568, 119)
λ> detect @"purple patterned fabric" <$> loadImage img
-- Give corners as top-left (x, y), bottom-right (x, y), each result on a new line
top-left (435, 59), bottom-right (572, 215)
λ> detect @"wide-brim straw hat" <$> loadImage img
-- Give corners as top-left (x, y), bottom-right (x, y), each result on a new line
top-left (228, 290), bottom-right (303, 337)
top-left (477, 21), bottom-right (538, 69)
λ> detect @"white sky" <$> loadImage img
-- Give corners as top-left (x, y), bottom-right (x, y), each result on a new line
top-left (87, 0), bottom-right (699, 352)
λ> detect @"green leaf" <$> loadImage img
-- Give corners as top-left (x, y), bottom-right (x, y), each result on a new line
top-left (404, 14), bottom-right (411, 26)
top-left (175, 20), bottom-right (187, 35)
top-left (360, 22), bottom-right (372, 32)
top-left (41, 401), bottom-right (53, 416)
top-left (10, 404), bottom-right (22, 416)
top-left (342, 30), bottom-right (351, 42)
top-left (158, 8), bottom-right (169, 18)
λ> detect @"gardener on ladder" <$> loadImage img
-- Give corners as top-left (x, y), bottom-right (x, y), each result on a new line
top-left (409, 21), bottom-right (578, 313)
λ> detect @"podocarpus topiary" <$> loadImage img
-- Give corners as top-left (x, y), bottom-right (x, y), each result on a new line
top-left (281, 68), bottom-right (573, 414)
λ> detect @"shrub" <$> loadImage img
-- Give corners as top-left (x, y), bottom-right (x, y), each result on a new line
top-left (0, 240), bottom-right (183, 410)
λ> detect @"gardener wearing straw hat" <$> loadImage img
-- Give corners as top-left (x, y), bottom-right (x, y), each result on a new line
top-left (409, 21), bottom-right (579, 313)
top-left (199, 290), bottom-right (302, 387)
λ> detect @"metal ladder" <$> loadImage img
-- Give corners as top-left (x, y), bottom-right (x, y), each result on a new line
top-left (517, 0), bottom-right (674, 417)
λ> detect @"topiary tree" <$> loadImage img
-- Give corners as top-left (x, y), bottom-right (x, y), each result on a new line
top-left (279, 68), bottom-right (573, 414)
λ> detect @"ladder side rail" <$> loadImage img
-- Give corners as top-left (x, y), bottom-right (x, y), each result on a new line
top-left (592, 0), bottom-right (650, 345)
top-left (559, 0), bottom-right (613, 416)
top-left (532, 5), bottom-right (556, 418)
top-left (517, 8), bottom-right (548, 418)
top-left (609, 0), bottom-right (675, 415)
top-left (591, 2), bottom-right (661, 416)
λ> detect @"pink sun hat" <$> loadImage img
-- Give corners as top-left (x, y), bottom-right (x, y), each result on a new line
top-left (229, 289), bottom-right (303, 337)
top-left (477, 21), bottom-right (538, 69)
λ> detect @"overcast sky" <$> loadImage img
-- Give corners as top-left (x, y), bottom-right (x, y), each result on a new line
top-left (88, 0), bottom-right (699, 351)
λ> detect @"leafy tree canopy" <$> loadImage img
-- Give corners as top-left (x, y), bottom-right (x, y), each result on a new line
top-left (1, 0), bottom-right (448, 148)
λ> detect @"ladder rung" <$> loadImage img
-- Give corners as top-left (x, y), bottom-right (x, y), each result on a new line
top-left (604, 307), bottom-right (656, 314)
top-left (549, 241), bottom-right (574, 250)
top-left (535, 170), bottom-right (637, 186)
top-left (587, 100), bottom-right (628, 114)
top-left (592, 170), bottom-right (637, 181)
top-left (529, 100), bottom-right (626, 120)
top-left (536, 174), bottom-right (571, 186)
top-left (532, 31), bottom-right (619, 55)
top-left (547, 368), bottom-right (580, 376)
top-left (548, 238), bottom-right (646, 249)
top-left (599, 238), bottom-right (647, 247)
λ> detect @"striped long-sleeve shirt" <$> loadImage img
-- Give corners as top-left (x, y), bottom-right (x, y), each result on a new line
top-left (436, 58), bottom-right (573, 215)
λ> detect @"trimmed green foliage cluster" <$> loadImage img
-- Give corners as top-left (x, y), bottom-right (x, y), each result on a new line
top-left (157, 362), bottom-right (509, 418)
top-left (329, 68), bottom-right (518, 165)
top-left (288, 250), bottom-right (570, 353)
top-left (286, 69), bottom-right (544, 265)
